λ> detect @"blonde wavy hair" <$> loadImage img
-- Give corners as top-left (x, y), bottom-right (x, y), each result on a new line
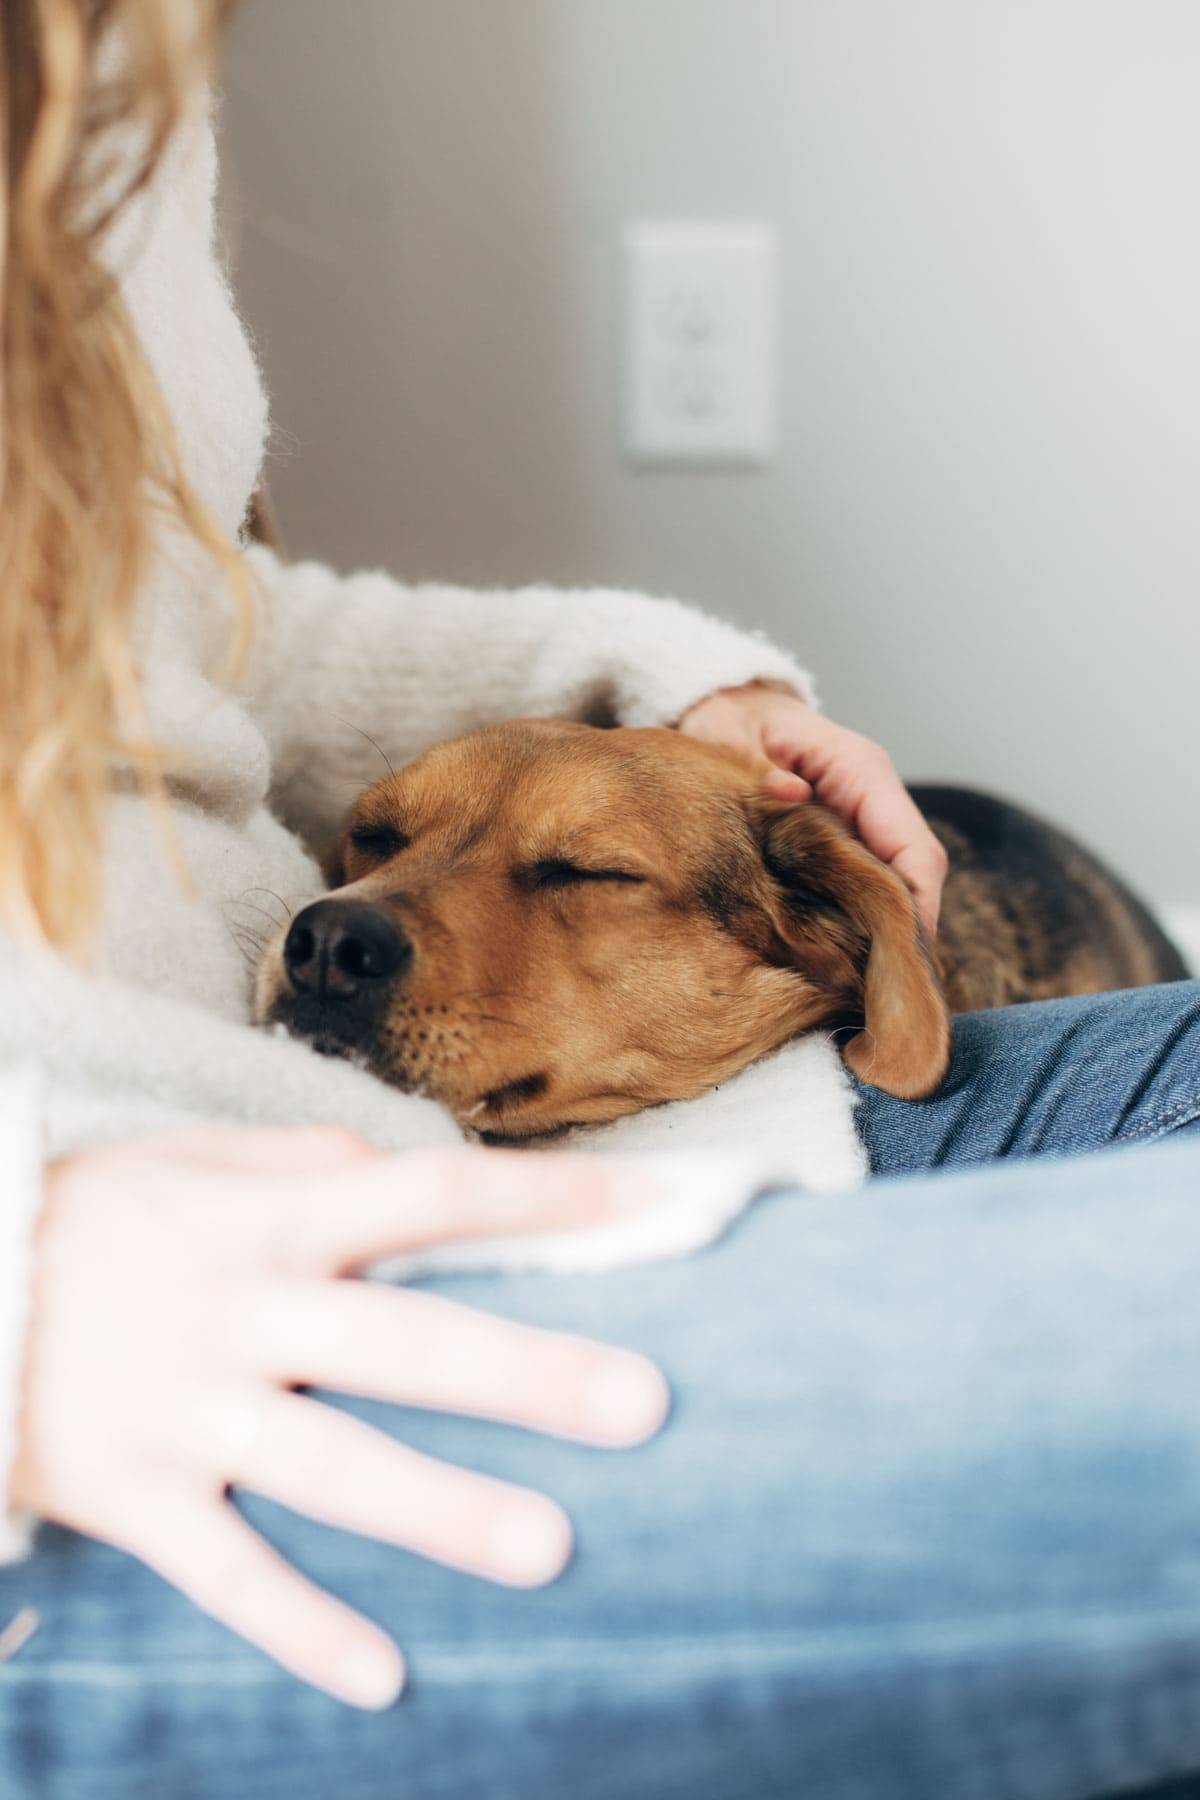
top-left (0, 0), bottom-right (244, 953)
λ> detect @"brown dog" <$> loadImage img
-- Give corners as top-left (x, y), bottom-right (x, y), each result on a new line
top-left (254, 720), bottom-right (1186, 1140)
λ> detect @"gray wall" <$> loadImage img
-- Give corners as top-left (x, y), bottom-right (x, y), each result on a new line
top-left (223, 1), bottom-right (1200, 910)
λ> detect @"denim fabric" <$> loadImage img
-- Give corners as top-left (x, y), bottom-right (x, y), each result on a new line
top-left (4, 985), bottom-right (1200, 1800)
top-left (856, 982), bottom-right (1200, 1173)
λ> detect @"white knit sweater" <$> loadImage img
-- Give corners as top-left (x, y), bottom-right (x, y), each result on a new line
top-left (0, 93), bottom-right (863, 1558)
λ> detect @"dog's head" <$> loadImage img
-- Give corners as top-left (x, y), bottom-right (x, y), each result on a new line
top-left (255, 721), bottom-right (950, 1137)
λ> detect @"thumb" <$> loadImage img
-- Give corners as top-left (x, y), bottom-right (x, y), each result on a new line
top-left (760, 761), bottom-right (813, 803)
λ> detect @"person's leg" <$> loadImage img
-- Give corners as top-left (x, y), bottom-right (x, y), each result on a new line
top-left (857, 979), bottom-right (1200, 1175)
top-left (5, 1133), bottom-right (1200, 1800)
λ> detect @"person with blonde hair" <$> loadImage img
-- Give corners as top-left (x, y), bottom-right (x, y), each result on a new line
top-left (2, 6), bottom-right (1200, 1797)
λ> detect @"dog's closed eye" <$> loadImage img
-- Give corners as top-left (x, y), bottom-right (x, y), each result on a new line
top-left (520, 859), bottom-right (645, 891)
top-left (349, 824), bottom-right (410, 858)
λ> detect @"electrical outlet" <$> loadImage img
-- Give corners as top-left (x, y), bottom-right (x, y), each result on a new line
top-left (623, 221), bottom-right (778, 466)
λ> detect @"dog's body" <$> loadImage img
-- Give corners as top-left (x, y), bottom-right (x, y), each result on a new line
top-left (913, 784), bottom-right (1187, 1011)
top-left (255, 722), bottom-right (1186, 1138)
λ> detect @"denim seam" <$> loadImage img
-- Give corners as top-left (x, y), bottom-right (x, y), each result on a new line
top-left (999, 1093), bottom-right (1200, 1162)
top-left (1114, 1093), bottom-right (1200, 1145)
top-left (14, 1600), bottom-right (1200, 1687)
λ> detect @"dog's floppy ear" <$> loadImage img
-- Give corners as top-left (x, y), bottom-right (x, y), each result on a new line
top-left (753, 800), bottom-right (952, 1099)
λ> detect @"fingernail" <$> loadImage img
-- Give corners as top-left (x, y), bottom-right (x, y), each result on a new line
top-left (586, 1353), bottom-right (671, 1445)
top-left (490, 1500), bottom-right (573, 1587)
top-left (339, 1639), bottom-right (406, 1710)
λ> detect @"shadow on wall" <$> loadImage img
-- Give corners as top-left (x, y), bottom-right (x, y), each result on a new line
top-left (224, 0), bottom-right (598, 582)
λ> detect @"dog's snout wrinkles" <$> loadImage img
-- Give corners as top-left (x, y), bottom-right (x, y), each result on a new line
top-left (284, 899), bottom-right (411, 1001)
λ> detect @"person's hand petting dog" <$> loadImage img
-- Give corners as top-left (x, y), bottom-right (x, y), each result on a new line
top-left (679, 682), bottom-right (948, 941)
top-left (11, 1127), bottom-right (669, 1709)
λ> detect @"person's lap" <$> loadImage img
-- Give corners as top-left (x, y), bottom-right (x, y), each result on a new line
top-left (857, 980), bottom-right (1200, 1173)
top-left (4, 984), bottom-right (1200, 1800)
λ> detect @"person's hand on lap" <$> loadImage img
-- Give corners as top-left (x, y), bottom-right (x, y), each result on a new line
top-left (10, 1127), bottom-right (669, 1709)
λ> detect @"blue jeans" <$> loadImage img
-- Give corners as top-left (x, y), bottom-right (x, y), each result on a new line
top-left (3, 983), bottom-right (1200, 1800)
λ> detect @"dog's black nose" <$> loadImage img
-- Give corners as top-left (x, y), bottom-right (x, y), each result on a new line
top-left (283, 900), bottom-right (412, 1001)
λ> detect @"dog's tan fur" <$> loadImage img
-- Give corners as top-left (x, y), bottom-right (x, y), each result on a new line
top-left (256, 720), bottom-right (951, 1137)
top-left (256, 720), bottom-right (1184, 1139)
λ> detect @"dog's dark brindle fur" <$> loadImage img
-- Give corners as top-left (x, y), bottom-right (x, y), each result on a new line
top-left (914, 785), bottom-right (1187, 1010)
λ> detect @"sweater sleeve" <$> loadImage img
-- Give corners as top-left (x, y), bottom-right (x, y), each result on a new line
top-left (242, 545), bottom-right (817, 853)
top-left (0, 1067), bottom-right (43, 1564)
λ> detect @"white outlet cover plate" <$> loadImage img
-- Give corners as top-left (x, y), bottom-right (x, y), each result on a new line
top-left (623, 220), bottom-right (778, 466)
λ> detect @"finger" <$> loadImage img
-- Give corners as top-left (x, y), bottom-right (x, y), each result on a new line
top-left (235, 1391), bottom-right (573, 1588)
top-left (133, 1492), bottom-right (404, 1710)
top-left (143, 1124), bottom-right (381, 1177)
top-left (240, 1278), bottom-right (671, 1448)
top-left (677, 699), bottom-right (763, 753)
top-left (283, 1146), bottom-right (668, 1275)
top-left (763, 713), bottom-right (890, 799)
top-left (845, 775), bottom-right (946, 932)
top-left (696, 726), bottom-right (812, 799)
top-left (678, 701), bottom-right (814, 799)
top-left (784, 729), bottom-right (947, 940)
top-left (889, 841), bottom-right (947, 940)
top-left (761, 762), bottom-right (813, 802)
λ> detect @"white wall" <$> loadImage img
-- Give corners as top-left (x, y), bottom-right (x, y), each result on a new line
top-left (223, 1), bottom-right (1200, 911)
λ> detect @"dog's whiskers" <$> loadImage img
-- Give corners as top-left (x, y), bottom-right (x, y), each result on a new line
top-left (224, 920), bottom-right (266, 971)
top-left (240, 886), bottom-right (295, 924)
top-left (454, 1012), bottom-right (533, 1033)
top-left (224, 914), bottom-right (266, 946)
top-left (451, 988), bottom-right (559, 1012)
top-left (334, 717), bottom-right (397, 782)
top-left (231, 898), bottom-right (287, 934)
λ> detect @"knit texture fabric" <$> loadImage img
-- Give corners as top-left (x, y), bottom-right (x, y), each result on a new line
top-left (0, 92), bottom-right (860, 1556)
